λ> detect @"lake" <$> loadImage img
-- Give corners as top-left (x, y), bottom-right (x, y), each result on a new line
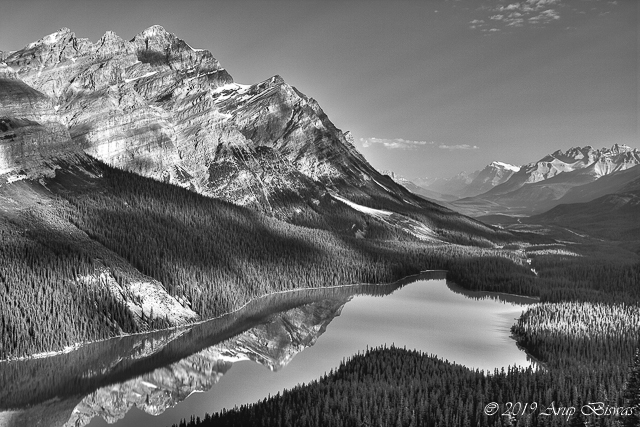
top-left (0, 271), bottom-right (538, 427)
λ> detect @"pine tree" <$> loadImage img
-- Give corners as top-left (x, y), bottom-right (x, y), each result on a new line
top-left (622, 349), bottom-right (640, 427)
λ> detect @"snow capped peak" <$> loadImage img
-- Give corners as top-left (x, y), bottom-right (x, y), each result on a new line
top-left (141, 25), bottom-right (169, 36)
top-left (490, 161), bottom-right (520, 172)
top-left (131, 25), bottom-right (175, 44)
top-left (26, 27), bottom-right (73, 49)
top-left (99, 30), bottom-right (121, 41)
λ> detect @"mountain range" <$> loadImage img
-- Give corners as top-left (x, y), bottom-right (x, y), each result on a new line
top-left (407, 161), bottom-right (520, 201)
top-left (0, 25), bottom-right (510, 239)
top-left (525, 171), bottom-right (640, 242)
top-left (414, 145), bottom-right (640, 217)
top-left (0, 26), bottom-right (520, 361)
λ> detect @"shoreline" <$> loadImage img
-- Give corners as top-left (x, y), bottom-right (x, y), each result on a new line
top-left (0, 270), bottom-right (445, 364)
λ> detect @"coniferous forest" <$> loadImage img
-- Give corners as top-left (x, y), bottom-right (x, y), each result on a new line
top-left (0, 161), bottom-right (537, 359)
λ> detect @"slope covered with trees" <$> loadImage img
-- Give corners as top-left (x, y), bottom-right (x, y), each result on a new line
top-left (0, 159), bottom-right (536, 359)
top-left (173, 345), bottom-right (639, 427)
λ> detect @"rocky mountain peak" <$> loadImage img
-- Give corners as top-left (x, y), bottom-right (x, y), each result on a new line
top-left (608, 143), bottom-right (636, 155)
top-left (135, 24), bottom-right (171, 38)
top-left (489, 161), bottom-right (519, 172)
top-left (129, 25), bottom-right (223, 73)
top-left (95, 30), bottom-right (133, 57)
top-left (32, 27), bottom-right (74, 45)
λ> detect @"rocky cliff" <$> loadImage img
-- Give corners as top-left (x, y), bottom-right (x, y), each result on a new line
top-left (1, 26), bottom-right (395, 217)
top-left (0, 63), bottom-right (77, 177)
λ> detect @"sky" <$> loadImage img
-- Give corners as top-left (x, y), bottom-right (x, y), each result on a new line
top-left (0, 0), bottom-right (637, 179)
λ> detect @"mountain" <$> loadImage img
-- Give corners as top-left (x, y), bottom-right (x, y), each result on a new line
top-left (527, 175), bottom-right (640, 241)
top-left (415, 170), bottom-right (479, 199)
top-left (414, 161), bottom-right (518, 200)
top-left (460, 161), bottom-right (520, 198)
top-left (0, 63), bottom-right (78, 176)
top-left (451, 145), bottom-right (640, 216)
top-left (552, 164), bottom-right (640, 207)
top-left (1, 26), bottom-right (510, 241)
top-left (0, 26), bottom-right (524, 361)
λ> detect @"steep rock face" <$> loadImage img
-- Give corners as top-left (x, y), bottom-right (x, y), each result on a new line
top-left (3, 26), bottom-right (233, 186)
top-left (2, 26), bottom-right (402, 219)
top-left (0, 64), bottom-right (75, 177)
top-left (3, 28), bottom-right (375, 203)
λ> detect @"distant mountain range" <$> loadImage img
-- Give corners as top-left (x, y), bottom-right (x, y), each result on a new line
top-left (412, 144), bottom-right (640, 217)
top-left (386, 161), bottom-right (520, 201)
top-left (384, 145), bottom-right (640, 241)
top-left (526, 172), bottom-right (640, 241)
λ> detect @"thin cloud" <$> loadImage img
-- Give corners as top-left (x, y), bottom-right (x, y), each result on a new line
top-left (360, 138), bottom-right (479, 151)
top-left (470, 0), bottom-right (562, 31)
top-left (360, 138), bottom-right (435, 150)
top-left (529, 8), bottom-right (560, 23)
top-left (438, 144), bottom-right (480, 150)
top-left (469, 0), bottom-right (617, 32)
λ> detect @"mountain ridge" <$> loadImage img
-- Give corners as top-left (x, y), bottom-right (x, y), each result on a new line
top-left (1, 25), bottom-right (510, 244)
top-left (449, 144), bottom-right (640, 216)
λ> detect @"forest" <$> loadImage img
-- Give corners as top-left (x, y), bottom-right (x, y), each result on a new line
top-left (0, 161), bottom-right (537, 359)
top-left (172, 345), bottom-right (640, 427)
top-left (166, 221), bottom-right (640, 427)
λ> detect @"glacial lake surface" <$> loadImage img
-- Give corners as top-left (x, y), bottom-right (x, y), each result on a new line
top-left (0, 272), bottom-right (538, 427)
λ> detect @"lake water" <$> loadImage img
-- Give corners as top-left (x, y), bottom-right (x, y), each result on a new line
top-left (0, 272), bottom-right (538, 427)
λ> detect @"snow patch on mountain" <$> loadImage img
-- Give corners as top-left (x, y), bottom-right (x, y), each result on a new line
top-left (331, 193), bottom-right (438, 241)
top-left (491, 161), bottom-right (520, 172)
top-left (332, 193), bottom-right (393, 216)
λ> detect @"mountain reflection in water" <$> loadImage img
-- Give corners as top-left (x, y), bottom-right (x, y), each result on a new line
top-left (0, 272), bottom-right (443, 427)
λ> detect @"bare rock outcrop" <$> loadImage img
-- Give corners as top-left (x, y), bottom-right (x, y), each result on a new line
top-left (0, 63), bottom-right (75, 177)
